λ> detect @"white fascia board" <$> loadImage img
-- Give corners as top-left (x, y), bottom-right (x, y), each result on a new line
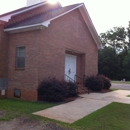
top-left (4, 23), bottom-right (42, 32)
top-left (4, 20), bottom-right (50, 32)
top-left (0, 2), bottom-right (48, 22)
top-left (0, 15), bottom-right (11, 22)
top-left (79, 5), bottom-right (102, 49)
top-left (42, 20), bottom-right (50, 27)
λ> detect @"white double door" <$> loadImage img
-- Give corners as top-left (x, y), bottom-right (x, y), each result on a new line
top-left (65, 54), bottom-right (76, 81)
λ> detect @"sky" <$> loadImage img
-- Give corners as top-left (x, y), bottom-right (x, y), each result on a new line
top-left (0, 0), bottom-right (129, 34)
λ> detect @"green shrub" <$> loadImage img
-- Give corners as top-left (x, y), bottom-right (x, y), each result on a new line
top-left (85, 75), bottom-right (103, 91)
top-left (38, 77), bottom-right (67, 102)
top-left (38, 77), bottom-right (78, 102)
top-left (66, 82), bottom-right (78, 97)
top-left (98, 75), bottom-right (111, 89)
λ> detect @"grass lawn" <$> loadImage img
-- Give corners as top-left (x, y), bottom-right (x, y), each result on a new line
top-left (0, 99), bottom-right (56, 121)
top-left (72, 102), bottom-right (130, 130)
top-left (111, 81), bottom-right (130, 84)
top-left (110, 88), bottom-right (118, 91)
top-left (0, 99), bottom-right (130, 130)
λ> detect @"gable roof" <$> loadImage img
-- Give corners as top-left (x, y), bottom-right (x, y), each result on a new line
top-left (5, 4), bottom-right (82, 29)
top-left (0, 1), bottom-right (61, 22)
top-left (2, 2), bottom-right (102, 49)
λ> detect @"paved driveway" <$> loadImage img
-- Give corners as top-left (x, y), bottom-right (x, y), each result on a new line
top-left (111, 83), bottom-right (130, 90)
top-left (33, 90), bottom-right (130, 123)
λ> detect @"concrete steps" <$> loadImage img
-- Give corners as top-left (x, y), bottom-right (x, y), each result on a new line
top-left (77, 84), bottom-right (90, 94)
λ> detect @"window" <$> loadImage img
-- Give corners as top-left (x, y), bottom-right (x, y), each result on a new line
top-left (16, 46), bottom-right (25, 68)
top-left (0, 78), bottom-right (7, 90)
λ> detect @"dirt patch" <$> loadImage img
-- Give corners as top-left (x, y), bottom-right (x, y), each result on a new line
top-left (0, 117), bottom-right (71, 130)
top-left (0, 111), bottom-right (5, 118)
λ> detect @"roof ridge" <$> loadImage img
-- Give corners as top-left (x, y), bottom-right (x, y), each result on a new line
top-left (0, 2), bottom-right (46, 17)
top-left (62, 3), bottom-right (83, 8)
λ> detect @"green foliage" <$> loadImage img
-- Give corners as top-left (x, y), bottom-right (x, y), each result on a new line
top-left (66, 82), bottom-right (78, 98)
top-left (123, 51), bottom-right (130, 80)
top-left (0, 99), bottom-right (55, 121)
top-left (98, 47), bottom-right (118, 79)
top-left (85, 75), bottom-right (111, 91)
top-left (85, 75), bottom-right (103, 91)
top-left (72, 102), bottom-right (130, 130)
top-left (38, 77), bottom-right (78, 102)
top-left (97, 75), bottom-right (111, 89)
top-left (99, 24), bottom-right (130, 80)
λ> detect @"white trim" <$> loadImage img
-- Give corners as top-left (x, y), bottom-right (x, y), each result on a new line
top-left (78, 5), bottom-right (102, 49)
top-left (45, 4), bottom-right (83, 22)
top-left (3, 4), bottom-right (83, 32)
top-left (4, 20), bottom-right (50, 32)
top-left (4, 23), bottom-right (43, 32)
top-left (42, 20), bottom-right (50, 27)
top-left (3, 3), bottom-right (102, 48)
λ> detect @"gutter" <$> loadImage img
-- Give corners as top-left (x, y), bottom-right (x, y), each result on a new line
top-left (4, 21), bottom-right (50, 33)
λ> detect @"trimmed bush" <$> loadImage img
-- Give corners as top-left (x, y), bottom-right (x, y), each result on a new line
top-left (98, 75), bottom-right (111, 89)
top-left (38, 77), bottom-right (67, 102)
top-left (66, 82), bottom-right (78, 97)
top-left (85, 75), bottom-right (103, 91)
top-left (38, 77), bottom-right (78, 102)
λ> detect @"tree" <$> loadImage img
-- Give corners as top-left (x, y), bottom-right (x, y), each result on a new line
top-left (100, 27), bottom-right (128, 53)
top-left (98, 47), bottom-right (118, 79)
top-left (99, 25), bottom-right (130, 80)
top-left (123, 51), bottom-right (130, 80)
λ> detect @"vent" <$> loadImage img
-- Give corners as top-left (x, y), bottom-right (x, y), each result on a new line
top-left (14, 89), bottom-right (21, 98)
top-left (1, 90), bottom-right (5, 96)
top-left (0, 78), bottom-right (7, 90)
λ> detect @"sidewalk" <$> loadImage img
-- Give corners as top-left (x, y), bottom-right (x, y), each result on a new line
top-left (33, 90), bottom-right (130, 123)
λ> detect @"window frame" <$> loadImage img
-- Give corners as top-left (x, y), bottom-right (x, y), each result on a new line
top-left (15, 46), bottom-right (26, 70)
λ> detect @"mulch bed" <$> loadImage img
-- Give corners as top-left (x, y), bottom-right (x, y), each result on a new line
top-left (100, 89), bottom-right (112, 93)
top-left (63, 96), bottom-right (81, 103)
top-left (78, 89), bottom-right (112, 94)
top-left (63, 89), bottom-right (112, 103)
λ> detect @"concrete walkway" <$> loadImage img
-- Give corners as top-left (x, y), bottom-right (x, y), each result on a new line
top-left (33, 90), bottom-right (130, 123)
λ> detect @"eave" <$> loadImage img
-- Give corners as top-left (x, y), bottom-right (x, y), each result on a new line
top-left (4, 21), bottom-right (50, 33)
top-left (3, 3), bottom-right (102, 49)
top-left (0, 1), bottom-right (48, 22)
top-left (79, 5), bottom-right (102, 49)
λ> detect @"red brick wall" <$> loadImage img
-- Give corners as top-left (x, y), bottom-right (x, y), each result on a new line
top-left (38, 9), bottom-right (98, 82)
top-left (7, 9), bottom-right (98, 101)
top-left (7, 31), bottom-right (40, 101)
top-left (0, 25), bottom-right (8, 79)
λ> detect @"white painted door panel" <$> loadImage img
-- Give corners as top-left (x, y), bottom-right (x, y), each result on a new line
top-left (65, 54), bottom-right (76, 81)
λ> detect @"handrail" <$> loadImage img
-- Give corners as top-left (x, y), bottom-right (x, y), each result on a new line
top-left (75, 74), bottom-right (89, 94)
top-left (83, 75), bottom-right (87, 85)
top-left (83, 75), bottom-right (89, 94)
top-left (64, 74), bottom-right (75, 83)
top-left (75, 75), bottom-right (84, 84)
top-left (65, 74), bottom-right (78, 93)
